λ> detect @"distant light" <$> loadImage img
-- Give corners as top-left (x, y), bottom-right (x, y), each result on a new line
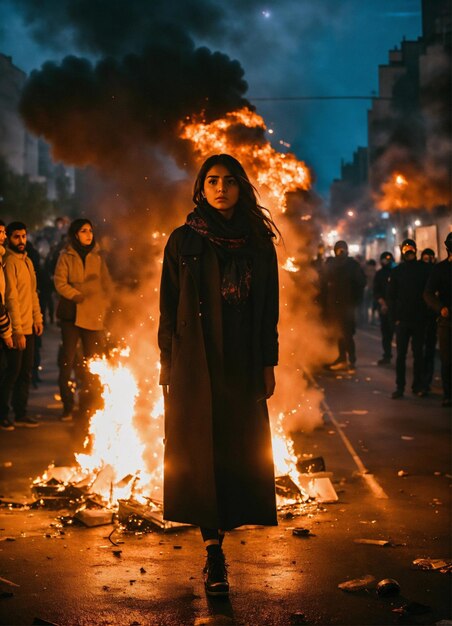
top-left (268, 129), bottom-right (274, 134)
top-left (349, 244), bottom-right (360, 255)
top-left (414, 219), bottom-right (421, 226)
top-left (262, 10), bottom-right (271, 18)
top-left (347, 210), bottom-right (355, 217)
top-left (392, 228), bottom-right (397, 234)
top-left (381, 211), bottom-right (389, 219)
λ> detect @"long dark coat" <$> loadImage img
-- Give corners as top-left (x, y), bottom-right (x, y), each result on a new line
top-left (158, 224), bottom-right (279, 530)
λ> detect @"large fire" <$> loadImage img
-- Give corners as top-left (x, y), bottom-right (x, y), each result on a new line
top-left (181, 107), bottom-right (311, 211)
top-left (36, 107), bottom-right (326, 515)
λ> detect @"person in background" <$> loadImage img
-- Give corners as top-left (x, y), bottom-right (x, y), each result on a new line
top-left (424, 234), bottom-right (452, 407)
top-left (158, 154), bottom-right (279, 597)
top-left (0, 221), bottom-right (13, 395)
top-left (321, 240), bottom-right (366, 372)
top-left (387, 238), bottom-right (430, 399)
top-left (373, 251), bottom-right (395, 366)
top-left (54, 218), bottom-right (112, 422)
top-left (362, 259), bottom-right (377, 325)
top-left (420, 248), bottom-right (437, 394)
top-left (25, 239), bottom-right (43, 388)
top-left (0, 222), bottom-right (43, 430)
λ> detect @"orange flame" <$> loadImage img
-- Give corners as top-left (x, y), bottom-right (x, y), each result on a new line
top-left (181, 107), bottom-right (311, 211)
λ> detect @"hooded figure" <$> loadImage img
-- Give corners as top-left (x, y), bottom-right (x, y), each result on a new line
top-left (321, 240), bottom-right (366, 371)
top-left (424, 232), bottom-right (452, 406)
top-left (387, 238), bottom-right (430, 398)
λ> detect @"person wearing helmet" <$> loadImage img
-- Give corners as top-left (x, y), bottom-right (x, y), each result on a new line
top-left (424, 233), bottom-right (452, 407)
top-left (321, 240), bottom-right (366, 372)
top-left (373, 251), bottom-right (395, 365)
top-left (387, 238), bottom-right (430, 399)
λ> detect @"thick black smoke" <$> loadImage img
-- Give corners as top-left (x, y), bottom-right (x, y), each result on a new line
top-left (20, 31), bottom-right (251, 174)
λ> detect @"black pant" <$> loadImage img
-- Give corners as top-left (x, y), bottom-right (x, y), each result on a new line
top-left (337, 313), bottom-right (356, 364)
top-left (58, 322), bottom-right (104, 413)
top-left (423, 318), bottom-right (437, 390)
top-left (379, 311), bottom-right (394, 360)
top-left (437, 320), bottom-right (451, 400)
top-left (395, 323), bottom-right (425, 392)
top-left (0, 334), bottom-right (35, 421)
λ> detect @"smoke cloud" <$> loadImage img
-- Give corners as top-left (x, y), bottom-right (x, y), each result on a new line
top-left (373, 44), bottom-right (451, 211)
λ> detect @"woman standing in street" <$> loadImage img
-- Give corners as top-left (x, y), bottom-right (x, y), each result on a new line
top-left (158, 154), bottom-right (280, 596)
top-left (54, 219), bottom-right (112, 421)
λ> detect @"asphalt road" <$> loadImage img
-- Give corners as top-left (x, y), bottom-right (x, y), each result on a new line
top-left (0, 323), bottom-right (450, 626)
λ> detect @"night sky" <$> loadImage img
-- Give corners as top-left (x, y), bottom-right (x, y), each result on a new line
top-left (0, 0), bottom-right (422, 196)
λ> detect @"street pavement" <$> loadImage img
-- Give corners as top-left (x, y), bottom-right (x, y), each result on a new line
top-left (0, 323), bottom-right (450, 626)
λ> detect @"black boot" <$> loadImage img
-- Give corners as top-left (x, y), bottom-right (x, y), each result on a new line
top-left (203, 546), bottom-right (229, 597)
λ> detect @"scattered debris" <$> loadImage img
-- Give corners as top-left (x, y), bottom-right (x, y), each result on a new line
top-left (0, 591), bottom-right (14, 599)
top-left (297, 456), bottom-right (325, 474)
top-left (290, 611), bottom-right (307, 624)
top-left (140, 567), bottom-right (146, 574)
top-left (32, 619), bottom-right (60, 626)
top-left (376, 578), bottom-right (400, 596)
top-left (74, 508), bottom-right (113, 527)
top-left (401, 436), bottom-right (414, 441)
top-left (413, 558), bottom-right (452, 572)
top-left (354, 539), bottom-right (392, 547)
top-left (392, 602), bottom-right (431, 616)
top-left (292, 528), bottom-right (313, 537)
top-left (397, 470), bottom-right (409, 477)
top-left (298, 474), bottom-right (338, 503)
top-left (118, 498), bottom-right (191, 532)
top-left (173, 545), bottom-right (182, 550)
top-left (112, 550), bottom-right (122, 558)
top-left (0, 537), bottom-right (16, 542)
top-left (275, 475), bottom-right (306, 501)
top-left (1, 461), bottom-right (12, 468)
top-left (338, 575), bottom-right (376, 592)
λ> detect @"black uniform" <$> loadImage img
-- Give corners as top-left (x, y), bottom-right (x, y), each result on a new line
top-left (373, 264), bottom-right (394, 362)
top-left (424, 259), bottom-right (452, 403)
top-left (387, 259), bottom-right (430, 394)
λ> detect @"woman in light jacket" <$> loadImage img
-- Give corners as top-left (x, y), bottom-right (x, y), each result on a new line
top-left (54, 219), bottom-right (112, 421)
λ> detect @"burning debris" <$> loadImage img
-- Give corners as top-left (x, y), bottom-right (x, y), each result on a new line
top-left (27, 350), bottom-right (338, 534)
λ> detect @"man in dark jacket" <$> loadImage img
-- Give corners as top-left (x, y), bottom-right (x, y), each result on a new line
top-left (424, 233), bottom-right (452, 407)
top-left (387, 238), bottom-right (430, 399)
top-left (373, 251), bottom-right (395, 365)
top-left (322, 240), bottom-right (366, 371)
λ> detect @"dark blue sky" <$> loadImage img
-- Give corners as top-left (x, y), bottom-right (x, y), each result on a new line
top-left (0, 0), bottom-right (422, 196)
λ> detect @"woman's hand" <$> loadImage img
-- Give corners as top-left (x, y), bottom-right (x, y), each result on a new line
top-left (72, 293), bottom-right (85, 304)
top-left (263, 366), bottom-right (275, 399)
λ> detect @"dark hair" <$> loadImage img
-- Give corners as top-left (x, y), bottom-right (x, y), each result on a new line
top-left (421, 248), bottom-right (435, 257)
top-left (0, 220), bottom-right (5, 227)
top-left (6, 221), bottom-right (27, 237)
top-left (192, 154), bottom-right (281, 243)
top-left (68, 218), bottom-right (93, 246)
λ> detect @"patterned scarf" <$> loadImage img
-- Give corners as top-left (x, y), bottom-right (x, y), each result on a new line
top-left (186, 203), bottom-right (252, 305)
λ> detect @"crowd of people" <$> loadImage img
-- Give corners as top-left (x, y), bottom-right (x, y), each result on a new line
top-left (0, 156), bottom-right (451, 599)
top-left (318, 234), bottom-right (451, 407)
top-left (0, 217), bottom-right (112, 431)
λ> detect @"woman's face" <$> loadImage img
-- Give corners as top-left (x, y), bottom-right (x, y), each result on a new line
top-left (76, 223), bottom-right (94, 246)
top-left (0, 224), bottom-right (6, 246)
top-left (203, 164), bottom-right (239, 219)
